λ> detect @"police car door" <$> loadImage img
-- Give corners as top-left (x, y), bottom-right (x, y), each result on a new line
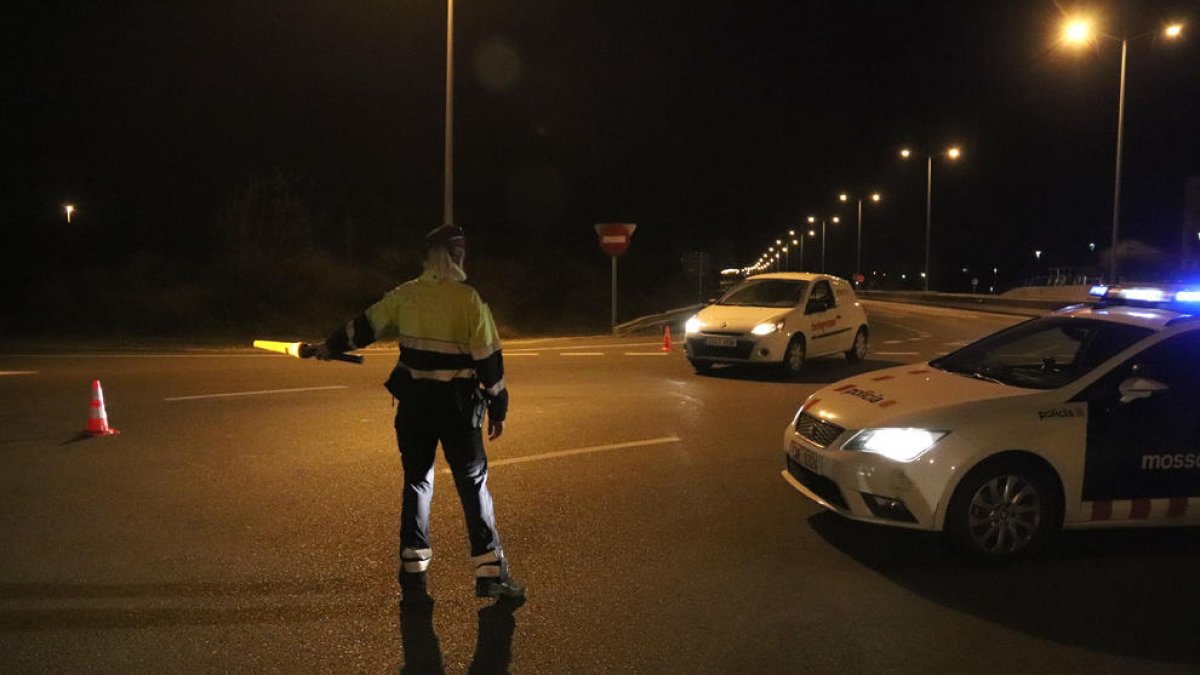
top-left (804, 280), bottom-right (846, 357)
top-left (1076, 330), bottom-right (1200, 519)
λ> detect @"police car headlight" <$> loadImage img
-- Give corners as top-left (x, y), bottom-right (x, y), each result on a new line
top-left (843, 428), bottom-right (949, 462)
top-left (751, 321), bottom-right (783, 336)
top-left (685, 316), bottom-right (703, 334)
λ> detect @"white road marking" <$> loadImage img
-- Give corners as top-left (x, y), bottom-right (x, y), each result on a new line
top-left (507, 342), bottom-right (661, 353)
top-left (624, 352), bottom-right (669, 356)
top-left (0, 371), bottom-right (38, 376)
top-left (506, 353), bottom-right (540, 356)
top-left (441, 436), bottom-right (683, 473)
top-left (165, 386), bottom-right (348, 402)
top-left (873, 351), bottom-right (919, 356)
top-left (882, 340), bottom-right (905, 344)
top-left (561, 352), bottom-right (605, 356)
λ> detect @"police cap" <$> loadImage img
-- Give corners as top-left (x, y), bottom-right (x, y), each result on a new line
top-left (424, 224), bottom-right (466, 247)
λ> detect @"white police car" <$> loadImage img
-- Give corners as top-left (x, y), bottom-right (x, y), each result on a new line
top-left (782, 285), bottom-right (1200, 560)
top-left (684, 273), bottom-right (869, 376)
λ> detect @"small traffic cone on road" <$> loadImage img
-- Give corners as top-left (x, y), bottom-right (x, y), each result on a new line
top-left (83, 380), bottom-right (119, 436)
top-left (661, 325), bottom-right (673, 352)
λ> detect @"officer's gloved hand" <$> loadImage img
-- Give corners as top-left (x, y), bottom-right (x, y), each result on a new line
top-left (299, 342), bottom-right (332, 360)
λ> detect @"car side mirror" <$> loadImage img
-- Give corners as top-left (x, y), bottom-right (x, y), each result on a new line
top-left (1118, 376), bottom-right (1168, 404)
top-left (806, 300), bottom-right (829, 314)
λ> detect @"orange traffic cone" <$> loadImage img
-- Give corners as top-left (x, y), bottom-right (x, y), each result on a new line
top-left (661, 325), bottom-right (673, 352)
top-left (83, 380), bottom-right (119, 436)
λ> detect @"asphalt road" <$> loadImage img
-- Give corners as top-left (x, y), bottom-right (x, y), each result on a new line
top-left (2, 301), bottom-right (1198, 674)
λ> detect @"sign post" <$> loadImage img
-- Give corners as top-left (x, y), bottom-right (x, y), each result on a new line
top-left (594, 223), bottom-right (637, 333)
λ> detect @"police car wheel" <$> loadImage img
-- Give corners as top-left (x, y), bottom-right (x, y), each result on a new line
top-left (782, 337), bottom-right (806, 377)
top-left (689, 359), bottom-right (713, 374)
top-left (845, 327), bottom-right (868, 363)
top-left (945, 459), bottom-right (1060, 561)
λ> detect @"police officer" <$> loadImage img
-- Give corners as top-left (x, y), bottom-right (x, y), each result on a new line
top-left (304, 224), bottom-right (524, 600)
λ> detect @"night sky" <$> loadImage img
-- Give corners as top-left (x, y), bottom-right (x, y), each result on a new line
top-left (6, 1), bottom-right (1200, 290)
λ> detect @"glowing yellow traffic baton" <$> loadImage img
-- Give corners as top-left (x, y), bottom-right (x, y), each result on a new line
top-left (252, 340), bottom-right (364, 364)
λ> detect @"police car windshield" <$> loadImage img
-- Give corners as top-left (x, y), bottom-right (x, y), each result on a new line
top-left (717, 279), bottom-right (809, 308)
top-left (930, 317), bottom-right (1153, 390)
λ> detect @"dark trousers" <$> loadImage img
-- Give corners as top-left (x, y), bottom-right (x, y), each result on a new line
top-left (393, 376), bottom-right (502, 560)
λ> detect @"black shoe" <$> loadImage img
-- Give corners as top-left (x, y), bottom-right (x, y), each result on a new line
top-left (475, 575), bottom-right (525, 598)
top-left (400, 571), bottom-right (427, 591)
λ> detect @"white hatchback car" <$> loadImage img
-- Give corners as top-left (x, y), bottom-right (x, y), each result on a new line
top-left (683, 273), bottom-right (869, 376)
top-left (782, 285), bottom-right (1200, 560)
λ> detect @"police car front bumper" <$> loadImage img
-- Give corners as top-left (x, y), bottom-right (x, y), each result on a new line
top-left (780, 424), bottom-right (953, 531)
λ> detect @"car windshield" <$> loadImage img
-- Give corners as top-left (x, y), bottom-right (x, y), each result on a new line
top-left (929, 317), bottom-right (1153, 390)
top-left (717, 279), bottom-right (809, 308)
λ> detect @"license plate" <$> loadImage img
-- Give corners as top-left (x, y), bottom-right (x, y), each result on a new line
top-left (705, 336), bottom-right (737, 347)
top-left (790, 442), bottom-right (822, 474)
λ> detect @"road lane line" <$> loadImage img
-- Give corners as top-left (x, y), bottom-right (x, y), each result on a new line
top-left (442, 436), bottom-right (683, 473)
top-left (165, 386), bottom-right (349, 402)
top-left (506, 353), bottom-right (540, 356)
top-left (561, 352), bottom-right (605, 356)
top-left (0, 371), bottom-right (38, 376)
top-left (624, 352), bottom-right (669, 356)
top-left (507, 342), bottom-right (660, 353)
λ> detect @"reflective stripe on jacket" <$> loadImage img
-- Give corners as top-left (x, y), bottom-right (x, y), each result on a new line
top-left (325, 271), bottom-right (508, 420)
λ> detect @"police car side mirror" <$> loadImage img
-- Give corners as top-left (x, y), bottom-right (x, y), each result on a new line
top-left (1118, 376), bottom-right (1168, 404)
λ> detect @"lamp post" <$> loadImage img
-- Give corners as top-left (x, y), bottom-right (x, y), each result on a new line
top-left (1062, 17), bottom-right (1184, 283)
top-left (839, 191), bottom-right (882, 286)
top-left (807, 215), bottom-right (841, 274)
top-left (443, 0), bottom-right (456, 225)
top-left (64, 204), bottom-right (74, 223)
top-left (901, 146), bottom-right (962, 291)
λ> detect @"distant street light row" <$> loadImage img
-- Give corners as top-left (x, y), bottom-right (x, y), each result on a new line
top-left (745, 14), bottom-right (1184, 289)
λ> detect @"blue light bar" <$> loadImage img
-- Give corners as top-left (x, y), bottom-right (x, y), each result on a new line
top-left (1116, 287), bottom-right (1166, 302)
top-left (1088, 285), bottom-right (1109, 298)
top-left (1175, 290), bottom-right (1200, 303)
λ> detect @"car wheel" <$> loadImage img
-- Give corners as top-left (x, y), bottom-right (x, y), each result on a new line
top-left (782, 337), bottom-right (806, 377)
top-left (845, 326), bottom-right (868, 363)
top-left (689, 359), bottom-right (713, 374)
top-left (945, 459), bottom-right (1060, 562)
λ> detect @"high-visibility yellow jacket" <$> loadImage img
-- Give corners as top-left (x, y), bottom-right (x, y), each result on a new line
top-left (325, 271), bottom-right (508, 420)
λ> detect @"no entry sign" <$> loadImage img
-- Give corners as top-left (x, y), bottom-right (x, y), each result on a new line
top-left (594, 223), bottom-right (637, 256)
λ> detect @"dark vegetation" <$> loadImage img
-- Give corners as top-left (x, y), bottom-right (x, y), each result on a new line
top-left (2, 170), bottom-right (706, 343)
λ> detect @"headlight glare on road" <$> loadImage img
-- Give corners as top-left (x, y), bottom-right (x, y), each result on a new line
top-left (685, 316), bottom-right (702, 334)
top-left (751, 321), bottom-right (782, 336)
top-left (843, 428), bottom-right (948, 462)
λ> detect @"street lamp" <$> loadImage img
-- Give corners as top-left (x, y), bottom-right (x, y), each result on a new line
top-left (807, 215), bottom-right (841, 274)
top-left (838, 191), bottom-right (882, 286)
top-left (1062, 15), bottom-right (1184, 283)
top-left (443, 0), bottom-right (456, 225)
top-left (64, 204), bottom-right (74, 223)
top-left (900, 145), bottom-right (962, 291)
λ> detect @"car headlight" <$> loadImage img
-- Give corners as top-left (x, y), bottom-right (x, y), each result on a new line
top-left (685, 316), bottom-right (702, 334)
top-left (751, 321), bottom-right (782, 336)
top-left (843, 428), bottom-right (949, 462)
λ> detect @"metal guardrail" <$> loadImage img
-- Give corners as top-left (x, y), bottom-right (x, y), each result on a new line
top-left (617, 290), bottom-right (1083, 336)
top-left (856, 290), bottom-right (1078, 317)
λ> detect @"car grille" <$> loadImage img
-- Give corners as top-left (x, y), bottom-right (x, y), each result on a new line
top-left (686, 337), bottom-right (755, 359)
top-left (794, 412), bottom-right (845, 448)
top-left (786, 456), bottom-right (848, 510)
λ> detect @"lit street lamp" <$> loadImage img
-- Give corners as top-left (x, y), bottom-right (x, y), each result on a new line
top-left (807, 215), bottom-right (841, 274)
top-left (1062, 16), bottom-right (1184, 282)
top-left (839, 191), bottom-right (882, 286)
top-left (64, 204), bottom-right (75, 223)
top-left (900, 145), bottom-right (962, 291)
